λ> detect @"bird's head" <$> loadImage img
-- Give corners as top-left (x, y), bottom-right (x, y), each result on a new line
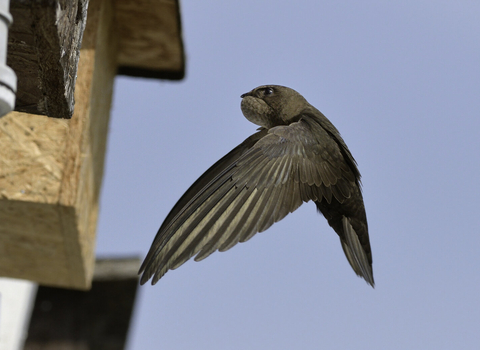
top-left (240, 85), bottom-right (310, 128)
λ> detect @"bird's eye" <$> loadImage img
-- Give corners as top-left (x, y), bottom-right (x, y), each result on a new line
top-left (263, 87), bottom-right (274, 96)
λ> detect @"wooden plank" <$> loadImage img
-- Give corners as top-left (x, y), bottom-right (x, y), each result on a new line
top-left (0, 0), bottom-right (117, 289)
top-left (24, 258), bottom-right (140, 350)
top-left (7, 0), bottom-right (89, 119)
top-left (115, 0), bottom-right (185, 80)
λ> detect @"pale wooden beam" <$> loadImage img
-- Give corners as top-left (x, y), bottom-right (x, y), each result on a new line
top-left (0, 0), bottom-right (117, 289)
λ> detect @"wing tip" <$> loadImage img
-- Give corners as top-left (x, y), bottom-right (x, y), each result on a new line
top-left (138, 258), bottom-right (163, 286)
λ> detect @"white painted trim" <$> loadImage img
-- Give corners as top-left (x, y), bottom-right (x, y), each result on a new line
top-left (0, 278), bottom-right (37, 350)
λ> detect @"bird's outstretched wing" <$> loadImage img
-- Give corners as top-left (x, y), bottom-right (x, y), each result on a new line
top-left (139, 116), bottom-right (365, 285)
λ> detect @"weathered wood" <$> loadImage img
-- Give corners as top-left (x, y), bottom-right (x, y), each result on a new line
top-left (7, 0), bottom-right (185, 120)
top-left (24, 258), bottom-right (140, 350)
top-left (0, 0), bottom-right (117, 289)
top-left (115, 0), bottom-right (185, 80)
top-left (8, 0), bottom-right (89, 119)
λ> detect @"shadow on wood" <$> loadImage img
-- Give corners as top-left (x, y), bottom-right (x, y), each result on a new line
top-left (8, 0), bottom-right (88, 119)
top-left (24, 258), bottom-right (140, 350)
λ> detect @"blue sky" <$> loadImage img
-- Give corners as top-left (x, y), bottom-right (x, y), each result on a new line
top-left (96, 1), bottom-right (480, 349)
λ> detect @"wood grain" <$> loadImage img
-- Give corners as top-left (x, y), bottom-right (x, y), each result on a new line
top-left (8, 0), bottom-right (88, 119)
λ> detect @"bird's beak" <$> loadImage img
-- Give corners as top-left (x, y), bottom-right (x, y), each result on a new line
top-left (240, 92), bottom-right (250, 98)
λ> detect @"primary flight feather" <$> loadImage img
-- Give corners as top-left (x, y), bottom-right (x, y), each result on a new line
top-left (139, 85), bottom-right (374, 286)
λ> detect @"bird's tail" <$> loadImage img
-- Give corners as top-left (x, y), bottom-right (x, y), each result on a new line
top-left (340, 216), bottom-right (374, 287)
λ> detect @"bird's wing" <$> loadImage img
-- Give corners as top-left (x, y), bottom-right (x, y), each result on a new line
top-left (140, 117), bottom-right (354, 284)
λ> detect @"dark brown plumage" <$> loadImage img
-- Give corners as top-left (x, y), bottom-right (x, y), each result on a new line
top-left (139, 85), bottom-right (374, 286)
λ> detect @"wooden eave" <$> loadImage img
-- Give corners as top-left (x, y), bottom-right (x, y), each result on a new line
top-left (0, 0), bottom-right (184, 289)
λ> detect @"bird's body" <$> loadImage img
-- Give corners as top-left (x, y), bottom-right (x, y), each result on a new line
top-left (139, 85), bottom-right (374, 286)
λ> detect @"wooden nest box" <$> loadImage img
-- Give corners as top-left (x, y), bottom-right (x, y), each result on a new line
top-left (0, 0), bottom-right (185, 289)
